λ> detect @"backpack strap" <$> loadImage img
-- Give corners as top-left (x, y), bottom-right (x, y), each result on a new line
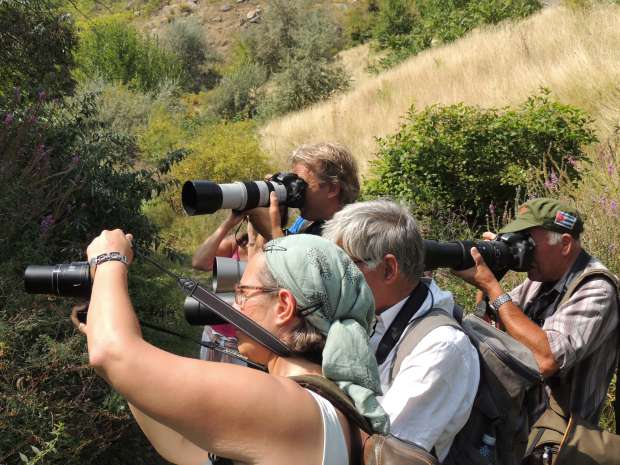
top-left (556, 267), bottom-right (620, 434)
top-left (291, 374), bottom-right (373, 435)
top-left (291, 374), bottom-right (369, 465)
top-left (389, 308), bottom-right (462, 384)
top-left (558, 268), bottom-right (619, 307)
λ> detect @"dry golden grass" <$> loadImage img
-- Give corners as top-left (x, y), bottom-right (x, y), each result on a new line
top-left (260, 4), bottom-right (620, 173)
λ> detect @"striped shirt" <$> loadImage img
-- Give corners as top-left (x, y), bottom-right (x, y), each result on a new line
top-left (509, 253), bottom-right (619, 424)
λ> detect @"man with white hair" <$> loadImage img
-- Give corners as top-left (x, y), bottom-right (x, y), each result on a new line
top-left (323, 199), bottom-right (479, 462)
top-left (455, 197), bottom-right (619, 426)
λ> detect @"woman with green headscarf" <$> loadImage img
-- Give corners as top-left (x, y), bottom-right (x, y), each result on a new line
top-left (79, 230), bottom-right (388, 465)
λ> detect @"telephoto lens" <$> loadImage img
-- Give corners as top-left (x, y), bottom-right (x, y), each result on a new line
top-left (423, 232), bottom-right (534, 274)
top-left (24, 262), bottom-right (92, 298)
top-left (182, 172), bottom-right (306, 215)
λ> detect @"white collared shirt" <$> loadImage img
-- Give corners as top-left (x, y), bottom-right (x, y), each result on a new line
top-left (370, 281), bottom-right (480, 462)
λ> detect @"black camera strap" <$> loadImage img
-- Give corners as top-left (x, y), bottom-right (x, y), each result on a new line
top-left (136, 250), bottom-right (292, 358)
top-left (375, 281), bottom-right (429, 365)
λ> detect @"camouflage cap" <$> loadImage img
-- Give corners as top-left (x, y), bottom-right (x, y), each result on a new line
top-left (499, 198), bottom-right (583, 237)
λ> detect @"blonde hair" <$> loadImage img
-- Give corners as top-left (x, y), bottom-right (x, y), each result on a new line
top-left (289, 142), bottom-right (360, 205)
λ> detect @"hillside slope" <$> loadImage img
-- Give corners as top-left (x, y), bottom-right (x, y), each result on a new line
top-left (260, 4), bottom-right (620, 172)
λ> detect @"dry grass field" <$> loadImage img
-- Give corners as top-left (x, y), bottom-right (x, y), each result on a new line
top-left (260, 3), bottom-right (620, 173)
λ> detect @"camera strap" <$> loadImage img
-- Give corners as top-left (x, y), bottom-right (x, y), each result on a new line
top-left (375, 281), bottom-right (429, 365)
top-left (135, 249), bottom-right (292, 358)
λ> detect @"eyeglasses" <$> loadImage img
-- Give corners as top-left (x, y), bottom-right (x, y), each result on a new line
top-left (233, 283), bottom-right (280, 307)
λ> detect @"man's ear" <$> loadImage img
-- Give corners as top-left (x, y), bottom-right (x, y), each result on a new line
top-left (383, 254), bottom-right (399, 283)
top-left (273, 288), bottom-right (298, 327)
top-left (561, 233), bottom-right (573, 256)
top-left (326, 181), bottom-right (341, 200)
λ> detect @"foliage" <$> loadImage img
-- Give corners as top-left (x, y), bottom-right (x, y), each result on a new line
top-left (342, 0), bottom-right (380, 46)
top-left (0, 0), bottom-right (77, 100)
top-left (371, 0), bottom-right (542, 69)
top-left (364, 91), bottom-right (597, 228)
top-left (209, 61), bottom-right (268, 120)
top-left (257, 55), bottom-right (349, 118)
top-left (212, 0), bottom-right (349, 119)
top-left (0, 86), bottom-right (193, 463)
top-left (159, 16), bottom-right (221, 92)
top-left (75, 16), bottom-right (183, 93)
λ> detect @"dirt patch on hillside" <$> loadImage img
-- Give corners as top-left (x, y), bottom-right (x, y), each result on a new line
top-left (137, 0), bottom-right (264, 56)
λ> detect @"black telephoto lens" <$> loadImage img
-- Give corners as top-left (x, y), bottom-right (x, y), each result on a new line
top-left (184, 296), bottom-right (228, 326)
top-left (24, 262), bottom-right (92, 298)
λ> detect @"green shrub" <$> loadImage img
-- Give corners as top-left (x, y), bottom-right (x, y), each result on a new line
top-left (364, 91), bottom-right (597, 228)
top-left (159, 16), bottom-right (221, 92)
top-left (372, 0), bottom-right (542, 69)
top-left (0, 0), bottom-right (77, 100)
top-left (342, 0), bottom-right (380, 45)
top-left (75, 16), bottom-right (183, 93)
top-left (220, 0), bottom-right (349, 119)
top-left (0, 88), bottom-right (189, 464)
top-left (258, 56), bottom-right (349, 118)
top-left (209, 61), bottom-right (268, 120)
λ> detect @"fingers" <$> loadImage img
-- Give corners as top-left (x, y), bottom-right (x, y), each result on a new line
top-left (471, 246), bottom-right (483, 264)
top-left (70, 304), bottom-right (88, 334)
top-left (87, 229), bottom-right (134, 264)
top-left (482, 231), bottom-right (497, 241)
top-left (269, 192), bottom-right (284, 239)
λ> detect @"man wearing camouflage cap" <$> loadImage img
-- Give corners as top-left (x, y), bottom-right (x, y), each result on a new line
top-left (456, 197), bottom-right (619, 425)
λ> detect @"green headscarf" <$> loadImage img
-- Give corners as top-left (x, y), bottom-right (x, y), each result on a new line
top-left (263, 234), bottom-right (389, 434)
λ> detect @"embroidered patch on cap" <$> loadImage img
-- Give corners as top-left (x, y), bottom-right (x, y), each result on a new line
top-left (554, 210), bottom-right (577, 230)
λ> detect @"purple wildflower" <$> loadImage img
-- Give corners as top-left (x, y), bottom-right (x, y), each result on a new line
top-left (40, 214), bottom-right (55, 235)
top-left (3, 113), bottom-right (13, 126)
top-left (608, 162), bottom-right (615, 176)
top-left (610, 200), bottom-right (618, 213)
top-left (544, 171), bottom-right (559, 190)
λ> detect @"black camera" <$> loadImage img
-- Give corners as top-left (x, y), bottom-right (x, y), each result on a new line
top-left (181, 172), bottom-right (307, 215)
top-left (423, 232), bottom-right (535, 275)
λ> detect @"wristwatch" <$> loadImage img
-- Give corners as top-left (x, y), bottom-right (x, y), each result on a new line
top-left (89, 252), bottom-right (129, 276)
top-left (489, 293), bottom-right (512, 314)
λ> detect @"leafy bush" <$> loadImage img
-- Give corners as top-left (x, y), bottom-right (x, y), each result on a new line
top-left (212, 0), bottom-right (349, 119)
top-left (75, 16), bottom-right (183, 93)
top-left (258, 56), bottom-right (349, 118)
top-left (364, 91), bottom-right (597, 228)
top-left (0, 87), bottom-right (191, 464)
top-left (209, 61), bottom-right (268, 120)
top-left (372, 0), bottom-right (542, 69)
top-left (0, 0), bottom-right (77, 100)
top-left (342, 0), bottom-right (380, 46)
top-left (159, 16), bottom-right (221, 92)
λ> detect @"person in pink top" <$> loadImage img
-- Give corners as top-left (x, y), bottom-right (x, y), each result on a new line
top-left (192, 211), bottom-right (260, 362)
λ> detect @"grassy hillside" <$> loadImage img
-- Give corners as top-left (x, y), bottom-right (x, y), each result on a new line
top-left (261, 3), bottom-right (620, 172)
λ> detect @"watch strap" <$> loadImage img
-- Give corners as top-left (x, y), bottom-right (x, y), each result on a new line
top-left (490, 292), bottom-right (512, 313)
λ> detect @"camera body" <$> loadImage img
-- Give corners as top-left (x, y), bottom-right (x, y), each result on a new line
top-left (182, 172), bottom-right (307, 216)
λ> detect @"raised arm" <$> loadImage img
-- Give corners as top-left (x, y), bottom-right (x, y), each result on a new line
top-left (192, 212), bottom-right (245, 271)
top-left (453, 247), bottom-right (559, 377)
top-left (84, 230), bottom-right (323, 464)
